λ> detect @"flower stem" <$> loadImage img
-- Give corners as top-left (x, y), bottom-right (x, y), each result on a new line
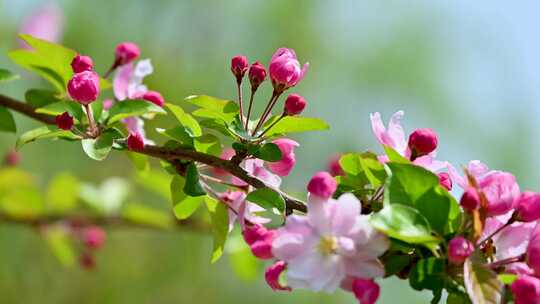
top-left (488, 254), bottom-right (525, 269)
top-left (478, 217), bottom-right (515, 248)
top-left (257, 113), bottom-right (286, 139)
top-left (244, 89), bottom-right (256, 131)
top-left (237, 81), bottom-right (245, 127)
top-left (252, 91), bottom-right (280, 136)
top-left (84, 104), bottom-right (98, 137)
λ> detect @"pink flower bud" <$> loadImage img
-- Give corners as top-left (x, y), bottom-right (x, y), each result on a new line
top-left (67, 71), bottom-right (100, 105)
top-left (448, 236), bottom-right (474, 264)
top-left (142, 90), bottom-right (164, 107)
top-left (307, 171), bottom-right (337, 199)
top-left (352, 278), bottom-right (380, 304)
top-left (438, 172), bottom-right (452, 191)
top-left (127, 132), bottom-right (145, 151)
top-left (248, 61), bottom-right (267, 90)
top-left (511, 275), bottom-right (540, 304)
top-left (328, 154), bottom-right (345, 177)
top-left (269, 48), bottom-right (309, 92)
top-left (79, 253), bottom-right (95, 270)
top-left (527, 226), bottom-right (540, 274)
top-left (250, 235), bottom-right (275, 260)
top-left (115, 42), bottom-right (140, 66)
top-left (55, 112), bottom-right (73, 130)
top-left (460, 187), bottom-right (480, 212)
top-left (283, 94), bottom-right (307, 116)
top-left (515, 192), bottom-right (540, 222)
top-left (242, 224), bottom-right (269, 245)
top-left (231, 55), bottom-right (248, 82)
top-left (479, 171), bottom-right (520, 216)
top-left (71, 54), bottom-right (93, 73)
top-left (408, 128), bottom-right (438, 157)
top-left (4, 150), bottom-right (20, 166)
top-left (265, 261), bottom-right (291, 291)
top-left (268, 138), bottom-right (299, 177)
top-left (83, 226), bottom-right (106, 250)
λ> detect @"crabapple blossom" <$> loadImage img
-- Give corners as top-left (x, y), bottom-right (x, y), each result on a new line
top-left (268, 48), bottom-right (309, 92)
top-left (221, 191), bottom-right (269, 231)
top-left (370, 111), bottom-right (447, 172)
top-left (448, 160), bottom-right (490, 189)
top-left (407, 128), bottom-right (438, 158)
top-left (448, 236), bottom-right (474, 265)
top-left (83, 226), bottom-right (106, 250)
top-left (438, 172), bottom-right (452, 191)
top-left (265, 261), bottom-right (291, 291)
top-left (268, 138), bottom-right (299, 177)
top-left (19, 3), bottom-right (63, 48)
top-left (241, 224), bottom-right (275, 260)
top-left (271, 192), bottom-right (389, 292)
top-left (71, 54), bottom-right (93, 73)
top-left (67, 71), bottom-right (100, 104)
top-left (142, 90), bottom-right (165, 107)
top-left (352, 278), bottom-right (380, 304)
top-left (232, 159), bottom-right (282, 189)
top-left (55, 112), bottom-right (73, 130)
top-left (460, 187), bottom-right (480, 212)
top-left (511, 275), bottom-right (540, 304)
top-left (328, 154), bottom-right (345, 177)
top-left (115, 42), bottom-right (140, 66)
top-left (515, 191), bottom-right (540, 222)
top-left (127, 132), bottom-right (145, 151)
top-left (248, 61), bottom-right (266, 90)
top-left (526, 225), bottom-right (540, 274)
top-left (283, 94), bottom-right (307, 116)
top-left (306, 171), bottom-right (337, 199)
top-left (231, 55), bottom-right (248, 83)
top-left (113, 59), bottom-right (153, 101)
top-left (479, 171), bottom-right (520, 216)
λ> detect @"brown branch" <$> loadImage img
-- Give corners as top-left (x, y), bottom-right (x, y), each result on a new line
top-left (0, 94), bottom-right (308, 213)
top-left (0, 94), bottom-right (56, 124)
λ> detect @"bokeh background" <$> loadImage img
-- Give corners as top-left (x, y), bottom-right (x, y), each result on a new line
top-left (1, 0), bottom-right (540, 303)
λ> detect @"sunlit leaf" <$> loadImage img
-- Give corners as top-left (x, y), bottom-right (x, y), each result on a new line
top-left (186, 95), bottom-right (239, 124)
top-left (194, 134), bottom-right (221, 156)
top-left (261, 116), bottom-right (329, 137)
top-left (245, 187), bottom-right (285, 212)
top-left (156, 127), bottom-right (193, 145)
top-left (125, 151), bottom-right (150, 172)
top-left (46, 173), bottom-right (80, 212)
top-left (16, 125), bottom-right (80, 149)
top-left (121, 203), bottom-right (173, 229)
top-left (134, 170), bottom-right (172, 200)
top-left (170, 175), bottom-right (203, 220)
top-left (36, 100), bottom-right (84, 121)
top-left (205, 196), bottom-right (229, 263)
top-left (25, 88), bottom-right (62, 107)
top-left (81, 129), bottom-right (120, 161)
top-left (43, 226), bottom-right (77, 267)
top-left (165, 103), bottom-right (202, 136)
top-left (107, 100), bottom-right (166, 124)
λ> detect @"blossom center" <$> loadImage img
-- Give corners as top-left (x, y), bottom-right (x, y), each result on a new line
top-left (319, 235), bottom-right (338, 255)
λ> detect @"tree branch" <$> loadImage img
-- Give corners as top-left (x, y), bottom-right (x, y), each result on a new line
top-left (0, 94), bottom-right (307, 213)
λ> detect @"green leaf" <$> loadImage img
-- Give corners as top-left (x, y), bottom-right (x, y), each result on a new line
top-left (156, 126), bottom-right (194, 145)
top-left (121, 203), bottom-right (173, 229)
top-left (183, 163), bottom-right (206, 197)
top-left (134, 170), bottom-right (172, 200)
top-left (170, 175), bottom-right (203, 220)
top-left (383, 254), bottom-right (412, 277)
top-left (9, 34), bottom-right (76, 92)
top-left (464, 253), bottom-right (503, 304)
top-left (186, 95), bottom-right (239, 124)
top-left (0, 68), bottom-right (19, 83)
top-left (43, 226), bottom-right (77, 267)
top-left (227, 235), bottom-right (260, 281)
top-left (447, 293), bottom-right (472, 304)
top-left (25, 89), bottom-right (62, 107)
top-left (262, 116), bottom-right (329, 137)
top-left (81, 129), bottom-right (120, 161)
top-left (125, 151), bottom-right (150, 172)
top-left (0, 185), bottom-right (44, 217)
top-left (194, 134), bottom-right (221, 156)
top-left (46, 173), bottom-right (80, 212)
top-left (205, 196), bottom-right (229, 263)
top-left (165, 103), bottom-right (202, 136)
top-left (339, 152), bottom-right (386, 187)
top-left (16, 125), bottom-right (80, 149)
top-left (409, 258), bottom-right (446, 291)
top-left (36, 100), bottom-right (84, 121)
top-left (498, 274), bottom-right (518, 285)
top-left (385, 163), bottom-right (461, 234)
top-left (369, 204), bottom-right (440, 248)
top-left (107, 100), bottom-right (166, 124)
top-left (80, 177), bottom-right (129, 214)
top-left (0, 106), bottom-right (16, 133)
top-left (245, 187), bottom-right (285, 212)
top-left (253, 143), bottom-right (282, 162)
top-left (383, 145), bottom-right (410, 163)
top-left (199, 119), bottom-right (235, 137)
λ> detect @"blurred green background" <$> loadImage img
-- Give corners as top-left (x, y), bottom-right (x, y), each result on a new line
top-left (1, 0), bottom-right (539, 303)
